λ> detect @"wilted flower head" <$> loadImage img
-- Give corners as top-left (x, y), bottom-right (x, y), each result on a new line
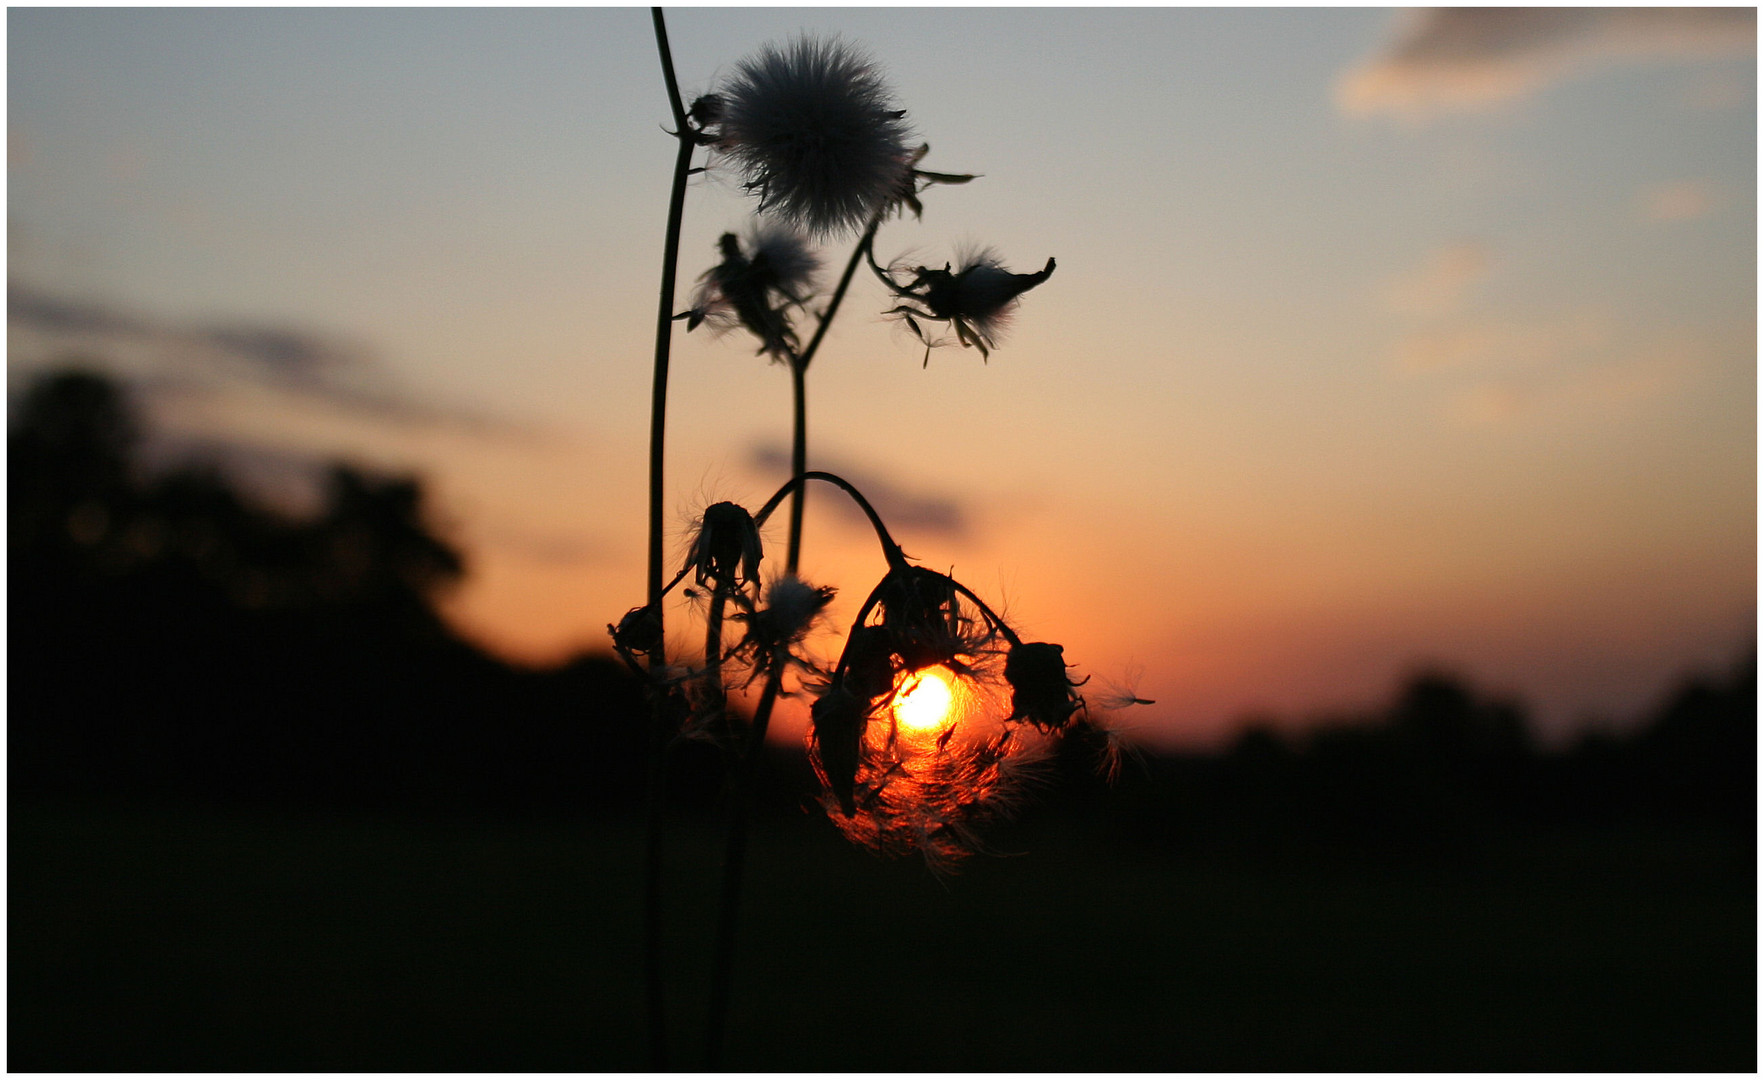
top-left (1004, 640), bottom-right (1085, 732)
top-left (870, 564), bottom-right (1000, 676)
top-left (609, 601), bottom-right (664, 661)
top-left (685, 501), bottom-right (763, 588)
top-left (682, 227), bottom-right (821, 361)
top-left (810, 685), bottom-right (869, 816)
top-left (715, 35), bottom-right (914, 238)
top-left (881, 248), bottom-right (1056, 364)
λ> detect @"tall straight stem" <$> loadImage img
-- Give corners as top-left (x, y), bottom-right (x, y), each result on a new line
top-left (782, 221), bottom-right (878, 572)
top-left (702, 663), bottom-right (784, 1069)
top-left (785, 360), bottom-right (807, 573)
top-left (643, 6), bottom-right (693, 1071)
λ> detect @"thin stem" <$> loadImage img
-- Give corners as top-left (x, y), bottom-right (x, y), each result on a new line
top-left (799, 219), bottom-right (879, 371)
top-left (702, 655), bottom-right (785, 1069)
top-left (783, 219), bottom-right (879, 575)
top-left (643, 7), bottom-right (694, 1071)
top-left (785, 359), bottom-right (808, 573)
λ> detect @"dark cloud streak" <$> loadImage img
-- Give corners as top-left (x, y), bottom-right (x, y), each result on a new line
top-left (9, 280), bottom-right (530, 438)
top-left (746, 441), bottom-right (969, 542)
top-left (1338, 8), bottom-right (1755, 117)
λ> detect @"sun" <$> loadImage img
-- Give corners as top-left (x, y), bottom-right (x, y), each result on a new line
top-left (893, 669), bottom-right (956, 733)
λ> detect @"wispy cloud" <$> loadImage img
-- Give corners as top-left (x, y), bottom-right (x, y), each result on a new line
top-left (1338, 8), bottom-right (1755, 119)
top-left (1639, 179), bottom-right (1723, 223)
top-left (1381, 240), bottom-right (1491, 316)
top-left (8, 280), bottom-right (525, 437)
top-left (1445, 340), bottom-right (1705, 426)
top-left (1392, 311), bottom-right (1611, 376)
top-left (745, 441), bottom-right (969, 541)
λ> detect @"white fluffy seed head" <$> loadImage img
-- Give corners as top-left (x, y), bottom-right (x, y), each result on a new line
top-left (717, 35), bottom-right (914, 239)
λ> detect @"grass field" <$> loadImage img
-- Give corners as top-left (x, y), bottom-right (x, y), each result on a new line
top-left (10, 800), bottom-right (1754, 1071)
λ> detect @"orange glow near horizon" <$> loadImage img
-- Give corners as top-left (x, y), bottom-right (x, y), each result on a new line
top-left (893, 668), bottom-right (956, 734)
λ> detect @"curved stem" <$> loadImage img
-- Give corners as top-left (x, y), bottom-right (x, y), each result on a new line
top-left (755, 470), bottom-right (906, 568)
top-left (643, 7), bottom-right (694, 1071)
top-left (923, 568), bottom-right (1023, 648)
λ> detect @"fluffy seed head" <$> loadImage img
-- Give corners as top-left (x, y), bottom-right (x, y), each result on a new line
top-left (754, 574), bottom-right (836, 647)
top-left (717, 35), bottom-right (914, 238)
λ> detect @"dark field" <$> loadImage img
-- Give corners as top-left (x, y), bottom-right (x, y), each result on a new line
top-left (12, 802), bottom-right (1752, 1072)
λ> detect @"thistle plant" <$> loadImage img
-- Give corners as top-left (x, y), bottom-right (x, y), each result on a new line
top-left (626, 10), bottom-right (1140, 1068)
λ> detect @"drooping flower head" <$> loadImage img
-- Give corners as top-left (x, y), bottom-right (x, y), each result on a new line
top-left (681, 226), bottom-right (821, 361)
top-left (716, 35), bottom-right (914, 238)
top-left (1004, 640), bottom-right (1085, 732)
top-left (684, 501), bottom-right (763, 589)
top-left (880, 247), bottom-right (1056, 365)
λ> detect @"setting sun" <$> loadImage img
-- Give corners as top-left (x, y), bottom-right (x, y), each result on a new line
top-left (893, 669), bottom-right (955, 733)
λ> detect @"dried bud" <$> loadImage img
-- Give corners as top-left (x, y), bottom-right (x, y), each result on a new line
top-left (688, 93), bottom-right (724, 130)
top-left (686, 501), bottom-right (763, 588)
top-left (1004, 641), bottom-right (1083, 732)
top-left (811, 686), bottom-right (869, 816)
top-left (682, 227), bottom-right (821, 361)
top-left (883, 248), bottom-right (1056, 364)
top-left (875, 566), bottom-right (975, 673)
top-left (610, 602), bottom-right (663, 657)
top-left (840, 624), bottom-right (898, 704)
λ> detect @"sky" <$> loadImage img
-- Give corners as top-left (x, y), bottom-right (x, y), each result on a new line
top-left (8, 6), bottom-right (1756, 750)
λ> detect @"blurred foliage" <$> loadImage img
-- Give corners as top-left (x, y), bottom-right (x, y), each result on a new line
top-left (10, 365), bottom-right (1756, 843)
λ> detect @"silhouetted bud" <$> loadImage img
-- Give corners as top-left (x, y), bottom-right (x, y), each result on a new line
top-left (686, 501), bottom-right (763, 588)
top-left (1005, 641), bottom-right (1082, 732)
top-left (841, 624), bottom-right (898, 703)
top-left (883, 249), bottom-right (1056, 364)
top-left (688, 93), bottom-right (724, 130)
top-left (611, 602), bottom-right (664, 657)
top-left (680, 227), bottom-right (820, 361)
top-left (812, 686), bottom-right (868, 816)
top-left (875, 565), bottom-right (982, 673)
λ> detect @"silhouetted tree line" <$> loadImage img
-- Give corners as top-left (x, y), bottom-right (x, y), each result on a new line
top-left (1074, 659), bottom-right (1755, 860)
top-left (9, 368), bottom-right (1756, 850)
top-left (10, 367), bottom-right (669, 817)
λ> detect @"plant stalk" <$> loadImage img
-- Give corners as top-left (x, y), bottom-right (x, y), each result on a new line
top-left (702, 656), bottom-right (785, 1069)
top-left (782, 220), bottom-right (879, 573)
top-left (642, 6), bottom-right (694, 1070)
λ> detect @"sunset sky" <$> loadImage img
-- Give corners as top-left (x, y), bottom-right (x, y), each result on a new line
top-left (9, 7), bottom-right (1755, 749)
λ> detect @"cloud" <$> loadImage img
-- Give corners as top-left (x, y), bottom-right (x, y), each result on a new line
top-left (1639, 179), bottom-right (1722, 223)
top-left (1392, 311), bottom-right (1611, 376)
top-left (1444, 342), bottom-right (1703, 426)
top-left (745, 441), bottom-right (969, 541)
top-left (1381, 240), bottom-right (1491, 316)
top-left (1338, 7), bottom-right (1755, 118)
top-left (8, 280), bottom-right (525, 437)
